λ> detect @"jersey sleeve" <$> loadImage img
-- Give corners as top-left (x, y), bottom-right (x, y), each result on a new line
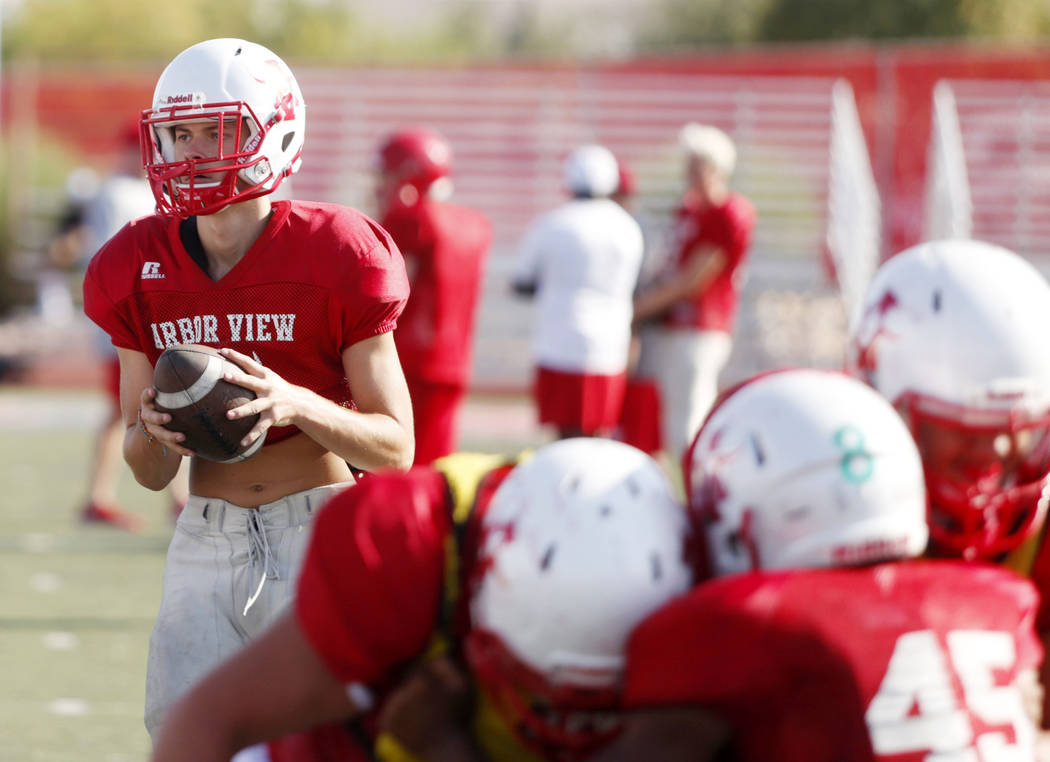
top-left (82, 228), bottom-right (141, 351)
top-left (295, 468), bottom-right (451, 689)
top-left (328, 212), bottom-right (411, 349)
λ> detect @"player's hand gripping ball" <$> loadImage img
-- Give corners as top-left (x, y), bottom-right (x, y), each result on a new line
top-left (152, 344), bottom-right (265, 462)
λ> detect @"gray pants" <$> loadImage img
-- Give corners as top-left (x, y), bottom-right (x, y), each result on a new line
top-left (652, 328), bottom-right (732, 463)
top-left (144, 482), bottom-right (351, 738)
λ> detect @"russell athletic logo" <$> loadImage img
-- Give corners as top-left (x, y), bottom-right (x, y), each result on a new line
top-left (142, 262), bottom-right (165, 280)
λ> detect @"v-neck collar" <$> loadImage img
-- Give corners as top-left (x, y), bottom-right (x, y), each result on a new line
top-left (166, 201), bottom-right (292, 288)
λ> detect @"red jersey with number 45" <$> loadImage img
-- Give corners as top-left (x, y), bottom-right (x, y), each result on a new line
top-left (623, 561), bottom-right (1041, 762)
top-left (82, 200), bottom-right (409, 445)
top-left (383, 198), bottom-right (491, 385)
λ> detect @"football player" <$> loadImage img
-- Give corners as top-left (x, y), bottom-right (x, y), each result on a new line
top-left (149, 438), bottom-right (695, 762)
top-left (591, 368), bottom-right (1043, 761)
top-left (376, 128), bottom-right (492, 465)
top-left (82, 38), bottom-right (414, 738)
top-left (512, 145), bottom-right (645, 440)
top-left (631, 123), bottom-right (756, 466)
top-left (847, 238), bottom-right (1050, 730)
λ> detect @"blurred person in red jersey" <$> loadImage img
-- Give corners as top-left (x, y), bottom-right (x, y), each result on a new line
top-left (848, 238), bottom-right (1050, 735)
top-left (632, 123), bottom-right (756, 468)
top-left (512, 145), bottom-right (644, 440)
top-left (149, 438), bottom-right (695, 762)
top-left (57, 121), bottom-right (190, 530)
top-left (589, 368), bottom-right (1043, 762)
top-left (376, 128), bottom-right (491, 465)
top-left (82, 38), bottom-right (414, 743)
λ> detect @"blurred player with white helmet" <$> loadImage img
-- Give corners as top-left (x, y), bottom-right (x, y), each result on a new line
top-left (375, 127), bottom-right (492, 465)
top-left (48, 120), bottom-right (190, 530)
top-left (149, 438), bottom-right (696, 761)
top-left (633, 123), bottom-right (756, 468)
top-left (512, 144), bottom-right (645, 440)
top-left (82, 38), bottom-right (413, 738)
top-left (848, 239), bottom-right (1050, 562)
top-left (589, 368), bottom-right (1043, 761)
top-left (847, 238), bottom-right (1050, 733)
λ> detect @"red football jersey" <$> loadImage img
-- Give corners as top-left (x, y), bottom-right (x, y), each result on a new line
top-left (82, 200), bottom-right (409, 445)
top-left (662, 192), bottom-right (755, 333)
top-left (623, 561), bottom-right (1041, 762)
top-left (383, 198), bottom-right (491, 385)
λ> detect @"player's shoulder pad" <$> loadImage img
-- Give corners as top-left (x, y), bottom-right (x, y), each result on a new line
top-left (285, 200), bottom-right (408, 299)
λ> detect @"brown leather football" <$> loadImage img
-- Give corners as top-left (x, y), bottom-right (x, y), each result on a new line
top-left (152, 344), bottom-right (265, 463)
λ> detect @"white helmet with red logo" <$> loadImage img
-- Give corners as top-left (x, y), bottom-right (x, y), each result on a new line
top-left (142, 38), bottom-right (305, 217)
top-left (686, 368), bottom-right (928, 576)
top-left (847, 239), bottom-right (1050, 560)
top-left (466, 437), bottom-right (692, 760)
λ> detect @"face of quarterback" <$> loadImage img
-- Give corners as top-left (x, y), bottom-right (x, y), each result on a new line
top-left (171, 116), bottom-right (243, 185)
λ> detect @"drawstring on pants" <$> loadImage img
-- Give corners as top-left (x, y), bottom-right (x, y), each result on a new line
top-left (243, 510), bottom-right (281, 616)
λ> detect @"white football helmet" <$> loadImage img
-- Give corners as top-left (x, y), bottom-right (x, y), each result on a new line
top-left (687, 368), bottom-right (928, 576)
top-left (847, 239), bottom-right (1050, 560)
top-left (141, 38), bottom-right (305, 217)
top-left (466, 437), bottom-right (692, 760)
top-left (562, 144), bottom-right (619, 199)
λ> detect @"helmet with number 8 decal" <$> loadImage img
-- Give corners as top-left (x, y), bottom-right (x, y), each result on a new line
top-left (141, 38), bottom-right (305, 218)
top-left (686, 368), bottom-right (928, 576)
top-left (847, 239), bottom-right (1050, 561)
top-left (466, 438), bottom-right (694, 760)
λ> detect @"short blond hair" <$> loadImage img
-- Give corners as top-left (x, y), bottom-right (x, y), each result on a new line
top-left (679, 123), bottom-right (737, 178)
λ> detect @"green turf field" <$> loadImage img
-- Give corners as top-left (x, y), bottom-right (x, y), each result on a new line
top-left (1, 392), bottom-right (170, 760)
top-left (0, 386), bottom-right (543, 760)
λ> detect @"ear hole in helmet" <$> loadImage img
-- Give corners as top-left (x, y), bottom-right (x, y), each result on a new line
top-left (540, 544), bottom-right (556, 571)
top-left (282, 132), bottom-right (295, 151)
top-left (650, 553), bottom-right (662, 581)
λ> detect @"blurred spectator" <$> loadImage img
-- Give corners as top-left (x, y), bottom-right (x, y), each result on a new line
top-left (54, 122), bottom-right (188, 529)
top-left (376, 127), bottom-right (491, 465)
top-left (511, 144), bottom-right (644, 439)
top-left (595, 369), bottom-right (1042, 761)
top-left (40, 167), bottom-right (100, 324)
top-left (633, 123), bottom-right (756, 466)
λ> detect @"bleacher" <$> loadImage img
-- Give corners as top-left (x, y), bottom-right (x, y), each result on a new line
top-left (294, 67), bottom-right (847, 389)
top-left (949, 78), bottom-right (1050, 263)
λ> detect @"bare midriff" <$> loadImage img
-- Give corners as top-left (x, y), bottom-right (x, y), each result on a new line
top-left (188, 433), bottom-right (354, 507)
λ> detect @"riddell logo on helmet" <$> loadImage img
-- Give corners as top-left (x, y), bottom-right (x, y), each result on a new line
top-left (166, 93), bottom-right (198, 105)
top-left (832, 537), bottom-right (909, 565)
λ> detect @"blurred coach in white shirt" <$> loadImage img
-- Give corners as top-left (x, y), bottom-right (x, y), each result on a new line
top-left (512, 144), bottom-right (644, 440)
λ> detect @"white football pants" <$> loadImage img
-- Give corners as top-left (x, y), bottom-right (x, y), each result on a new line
top-left (144, 482), bottom-right (352, 739)
top-left (652, 328), bottom-right (732, 465)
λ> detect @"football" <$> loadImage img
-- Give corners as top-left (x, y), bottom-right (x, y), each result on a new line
top-left (152, 344), bottom-right (265, 463)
